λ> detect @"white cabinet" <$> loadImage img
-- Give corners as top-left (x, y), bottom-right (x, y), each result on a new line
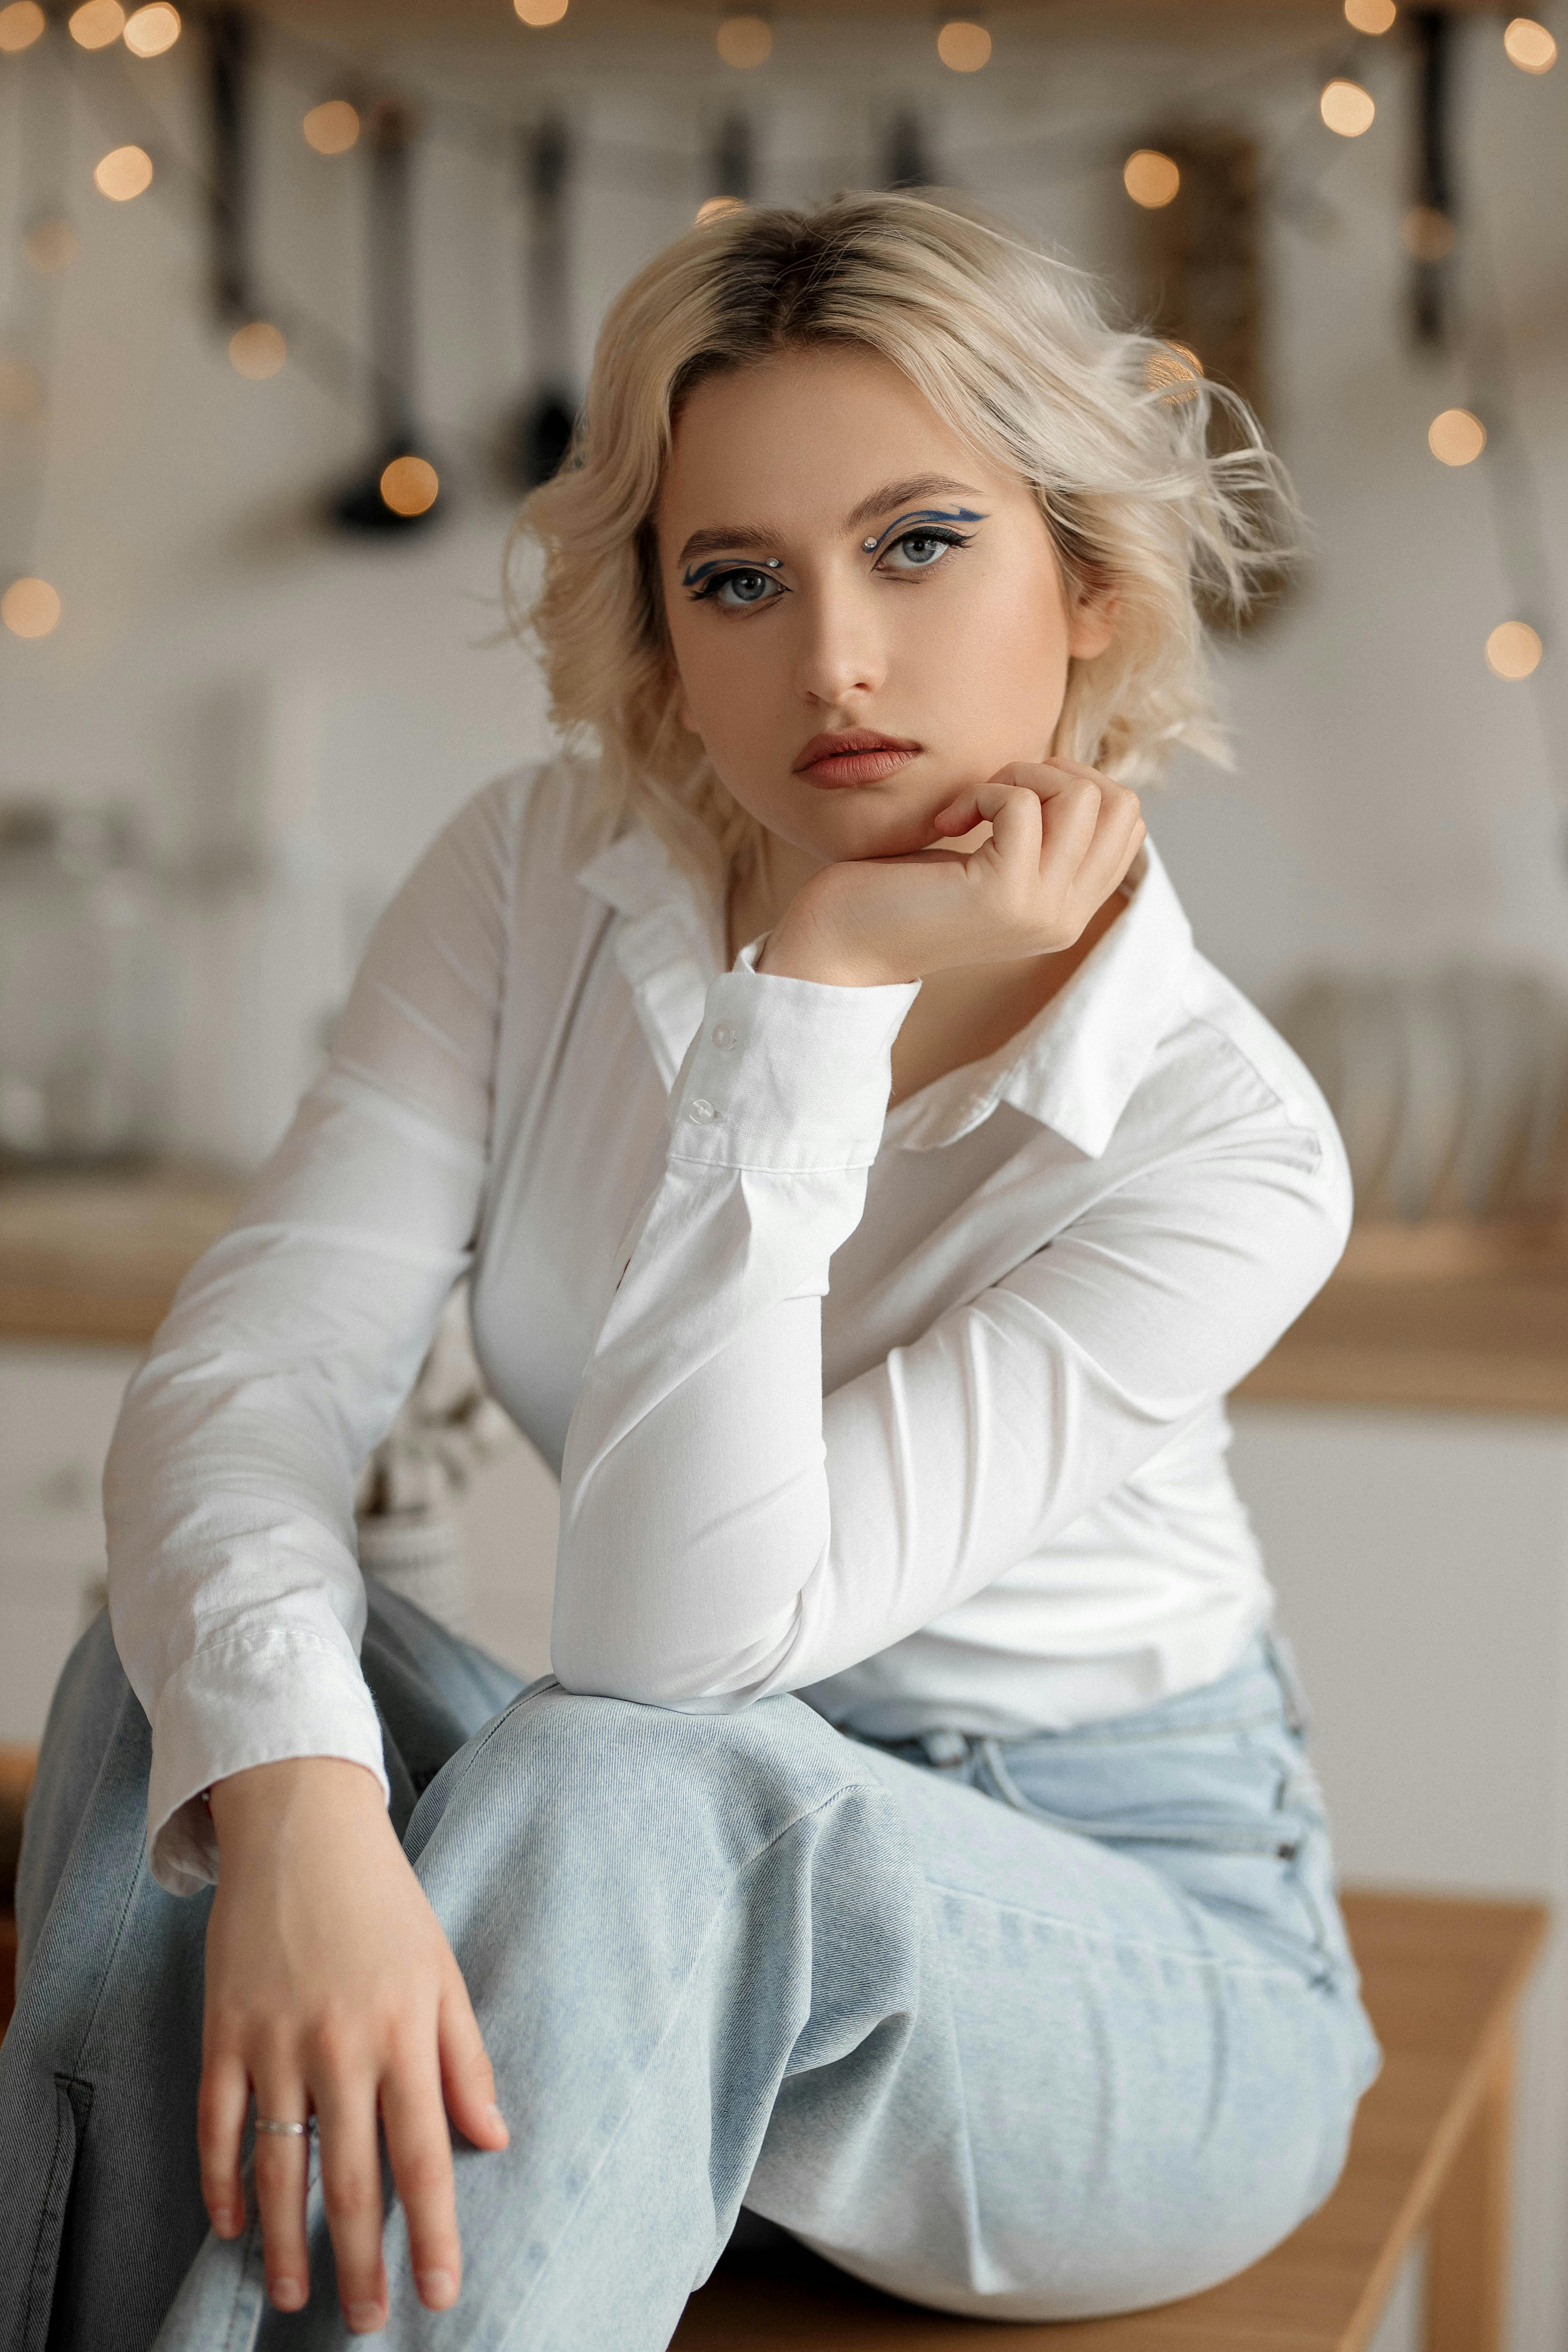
top-left (0, 1341), bottom-right (139, 1740)
top-left (1230, 1403), bottom-right (1568, 2352)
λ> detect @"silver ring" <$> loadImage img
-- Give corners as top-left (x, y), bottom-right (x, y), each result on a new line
top-left (254, 2117), bottom-right (309, 2137)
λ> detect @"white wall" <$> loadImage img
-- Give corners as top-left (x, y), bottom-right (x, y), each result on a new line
top-left (3, 8), bottom-right (1566, 1154)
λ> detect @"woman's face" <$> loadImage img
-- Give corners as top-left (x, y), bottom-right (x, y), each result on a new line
top-left (656, 344), bottom-right (1114, 866)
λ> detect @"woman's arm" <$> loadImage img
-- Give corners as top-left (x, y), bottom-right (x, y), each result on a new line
top-left (552, 767), bottom-right (1343, 1705)
top-left (104, 776), bottom-right (525, 2328)
top-left (106, 775), bottom-right (518, 1893)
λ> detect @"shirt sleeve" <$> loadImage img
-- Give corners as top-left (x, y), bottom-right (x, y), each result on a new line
top-left (551, 959), bottom-right (1347, 1711)
top-left (105, 776), bottom-right (519, 1895)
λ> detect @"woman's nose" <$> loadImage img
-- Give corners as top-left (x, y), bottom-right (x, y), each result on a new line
top-left (793, 578), bottom-right (887, 707)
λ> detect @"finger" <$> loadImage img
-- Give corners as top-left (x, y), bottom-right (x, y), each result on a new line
top-left (1074, 784), bottom-right (1145, 906)
top-left (197, 2048), bottom-right (250, 2241)
top-left (968, 780), bottom-right (1044, 880)
top-left (437, 1969), bottom-right (509, 2153)
top-left (313, 2062), bottom-right (389, 2334)
top-left (381, 2046), bottom-right (463, 2312)
top-left (250, 2074), bottom-right (313, 2314)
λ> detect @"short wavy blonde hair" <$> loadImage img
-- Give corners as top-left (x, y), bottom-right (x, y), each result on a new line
top-left (509, 188), bottom-right (1294, 879)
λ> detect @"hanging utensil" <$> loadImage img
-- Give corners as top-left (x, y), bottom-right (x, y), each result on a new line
top-left (507, 117), bottom-right (576, 491)
top-left (883, 111), bottom-right (934, 191)
top-left (332, 98), bottom-right (440, 534)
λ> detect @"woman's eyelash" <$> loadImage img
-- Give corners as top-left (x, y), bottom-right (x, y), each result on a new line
top-left (686, 527), bottom-right (974, 607)
top-left (877, 526), bottom-right (973, 567)
top-left (686, 566), bottom-right (785, 605)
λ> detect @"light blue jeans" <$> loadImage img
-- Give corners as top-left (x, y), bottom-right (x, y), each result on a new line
top-left (1, 1591), bottom-right (1378, 2350)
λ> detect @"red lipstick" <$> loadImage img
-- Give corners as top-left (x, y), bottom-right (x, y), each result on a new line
top-left (792, 729), bottom-right (922, 788)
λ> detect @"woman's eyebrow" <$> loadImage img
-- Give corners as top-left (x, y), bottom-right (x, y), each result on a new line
top-left (677, 523), bottom-right (787, 567)
top-left (842, 475), bottom-right (986, 534)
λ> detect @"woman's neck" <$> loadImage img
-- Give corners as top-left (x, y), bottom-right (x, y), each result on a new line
top-left (726, 830), bottom-right (1127, 1109)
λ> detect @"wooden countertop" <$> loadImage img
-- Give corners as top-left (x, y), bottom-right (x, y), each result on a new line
top-left (0, 1168), bottom-right (243, 1347)
top-left (6, 1173), bottom-right (1568, 1415)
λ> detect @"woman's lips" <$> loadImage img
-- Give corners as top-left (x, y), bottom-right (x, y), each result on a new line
top-left (793, 733), bottom-right (922, 789)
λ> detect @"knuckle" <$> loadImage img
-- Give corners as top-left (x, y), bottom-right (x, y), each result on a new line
top-left (395, 2145), bottom-right (453, 2201)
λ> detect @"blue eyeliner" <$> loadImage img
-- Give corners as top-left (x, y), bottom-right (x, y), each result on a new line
top-left (860, 505), bottom-right (986, 555)
top-left (681, 553), bottom-right (784, 588)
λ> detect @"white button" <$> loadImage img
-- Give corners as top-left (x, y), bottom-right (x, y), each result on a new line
top-left (711, 1022), bottom-right (738, 1051)
top-left (687, 1097), bottom-right (717, 1123)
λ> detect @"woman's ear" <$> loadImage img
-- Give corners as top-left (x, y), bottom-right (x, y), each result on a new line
top-left (1067, 584), bottom-right (1118, 663)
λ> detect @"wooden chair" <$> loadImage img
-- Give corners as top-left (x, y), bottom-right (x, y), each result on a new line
top-left (0, 1753), bottom-right (1546, 2352)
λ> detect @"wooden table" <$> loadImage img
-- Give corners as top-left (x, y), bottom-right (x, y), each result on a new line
top-left (0, 1168), bottom-right (242, 1348)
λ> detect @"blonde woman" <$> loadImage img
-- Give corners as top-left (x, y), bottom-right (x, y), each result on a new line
top-left (1, 194), bottom-right (1378, 2348)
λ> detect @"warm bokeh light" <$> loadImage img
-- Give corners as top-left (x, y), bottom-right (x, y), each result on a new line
top-left (1427, 407), bottom-right (1486, 466)
top-left (380, 456), bottom-right (439, 517)
top-left (695, 195), bottom-right (748, 226)
top-left (24, 217), bottom-right (78, 272)
top-left (1402, 205), bottom-right (1455, 262)
top-left (1320, 78), bottom-right (1376, 136)
top-left (1503, 16), bottom-right (1557, 71)
top-left (303, 100), bottom-right (360, 155)
top-left (2, 577), bottom-right (62, 640)
top-left (513, 0), bottom-right (568, 22)
top-left (1427, 407), bottom-right (1485, 466)
top-left (1123, 150), bottom-right (1181, 208)
top-left (1344, 0), bottom-right (1396, 31)
top-left (717, 13), bottom-right (771, 67)
top-left (0, 2), bottom-right (46, 54)
top-left (1146, 342), bottom-right (1204, 401)
top-left (1485, 620), bottom-right (1542, 679)
top-left (68, 0), bottom-right (124, 48)
top-left (0, 356), bottom-right (42, 417)
top-left (93, 144), bottom-right (154, 201)
top-left (229, 321), bottom-right (286, 380)
top-left (937, 20), bottom-right (991, 72)
top-left (123, 2), bottom-right (179, 55)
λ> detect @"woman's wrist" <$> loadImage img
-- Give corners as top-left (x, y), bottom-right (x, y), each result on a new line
top-left (207, 1755), bottom-right (387, 1854)
top-left (760, 886), bottom-right (914, 989)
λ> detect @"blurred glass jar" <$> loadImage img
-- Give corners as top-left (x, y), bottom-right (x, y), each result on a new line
top-left (0, 801), bottom-right (170, 1165)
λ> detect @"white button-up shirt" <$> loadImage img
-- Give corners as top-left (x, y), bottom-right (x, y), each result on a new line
top-left (105, 759), bottom-right (1350, 1895)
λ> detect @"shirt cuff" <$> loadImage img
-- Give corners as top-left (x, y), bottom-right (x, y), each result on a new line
top-left (668, 946), bottom-right (920, 1174)
top-left (147, 1628), bottom-right (390, 1896)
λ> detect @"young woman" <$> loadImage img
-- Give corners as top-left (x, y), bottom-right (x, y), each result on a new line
top-left (0, 193), bottom-right (1378, 2349)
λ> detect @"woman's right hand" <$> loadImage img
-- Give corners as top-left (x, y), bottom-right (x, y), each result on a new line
top-left (201, 1756), bottom-right (509, 2331)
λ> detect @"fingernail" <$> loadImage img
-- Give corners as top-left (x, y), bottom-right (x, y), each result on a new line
top-left (346, 2302), bottom-right (385, 2334)
top-left (485, 2101), bottom-right (509, 2141)
top-left (417, 2269), bottom-right (457, 2308)
top-left (269, 2278), bottom-right (305, 2312)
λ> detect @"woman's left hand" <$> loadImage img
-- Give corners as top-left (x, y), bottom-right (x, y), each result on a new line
top-left (760, 759), bottom-right (1144, 988)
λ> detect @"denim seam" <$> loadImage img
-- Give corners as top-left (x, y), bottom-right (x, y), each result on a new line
top-left (494, 1775), bottom-right (888, 2347)
top-left (919, 1875), bottom-right (1337, 1984)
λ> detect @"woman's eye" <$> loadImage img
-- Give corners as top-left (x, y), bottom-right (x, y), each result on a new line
top-left (699, 569), bottom-right (784, 610)
top-left (878, 531), bottom-right (963, 574)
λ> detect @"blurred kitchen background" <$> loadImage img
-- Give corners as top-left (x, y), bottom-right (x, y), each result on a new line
top-left (2, 0), bottom-right (1567, 2343)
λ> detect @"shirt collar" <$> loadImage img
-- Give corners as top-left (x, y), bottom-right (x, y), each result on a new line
top-left (886, 838), bottom-right (1194, 1158)
top-left (577, 822), bottom-right (1192, 1158)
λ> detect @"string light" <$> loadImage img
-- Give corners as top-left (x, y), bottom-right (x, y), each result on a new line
top-left (1503, 17), bottom-right (1556, 72)
top-left (695, 195), bottom-right (747, 225)
top-left (1485, 620), bottom-right (1542, 679)
top-left (513, 0), bottom-right (567, 23)
top-left (68, 0), bottom-right (124, 48)
top-left (23, 217), bottom-right (77, 273)
top-left (123, 2), bottom-right (179, 57)
top-left (380, 456), bottom-right (439, 517)
top-left (93, 144), bottom-right (153, 201)
top-left (303, 100), bottom-right (359, 155)
top-left (1402, 205), bottom-right (1455, 262)
top-left (1147, 342), bottom-right (1204, 401)
top-left (1343, 0), bottom-right (1396, 31)
top-left (937, 21), bottom-right (991, 72)
top-left (1320, 78), bottom-right (1376, 136)
top-left (1428, 407), bottom-right (1485, 465)
top-left (0, 356), bottom-right (42, 417)
top-left (1, 577), bottom-right (62, 640)
top-left (1123, 150), bottom-right (1180, 208)
top-left (716, 14), bottom-right (771, 68)
top-left (0, 2), bottom-right (45, 53)
top-left (228, 320), bottom-right (286, 379)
